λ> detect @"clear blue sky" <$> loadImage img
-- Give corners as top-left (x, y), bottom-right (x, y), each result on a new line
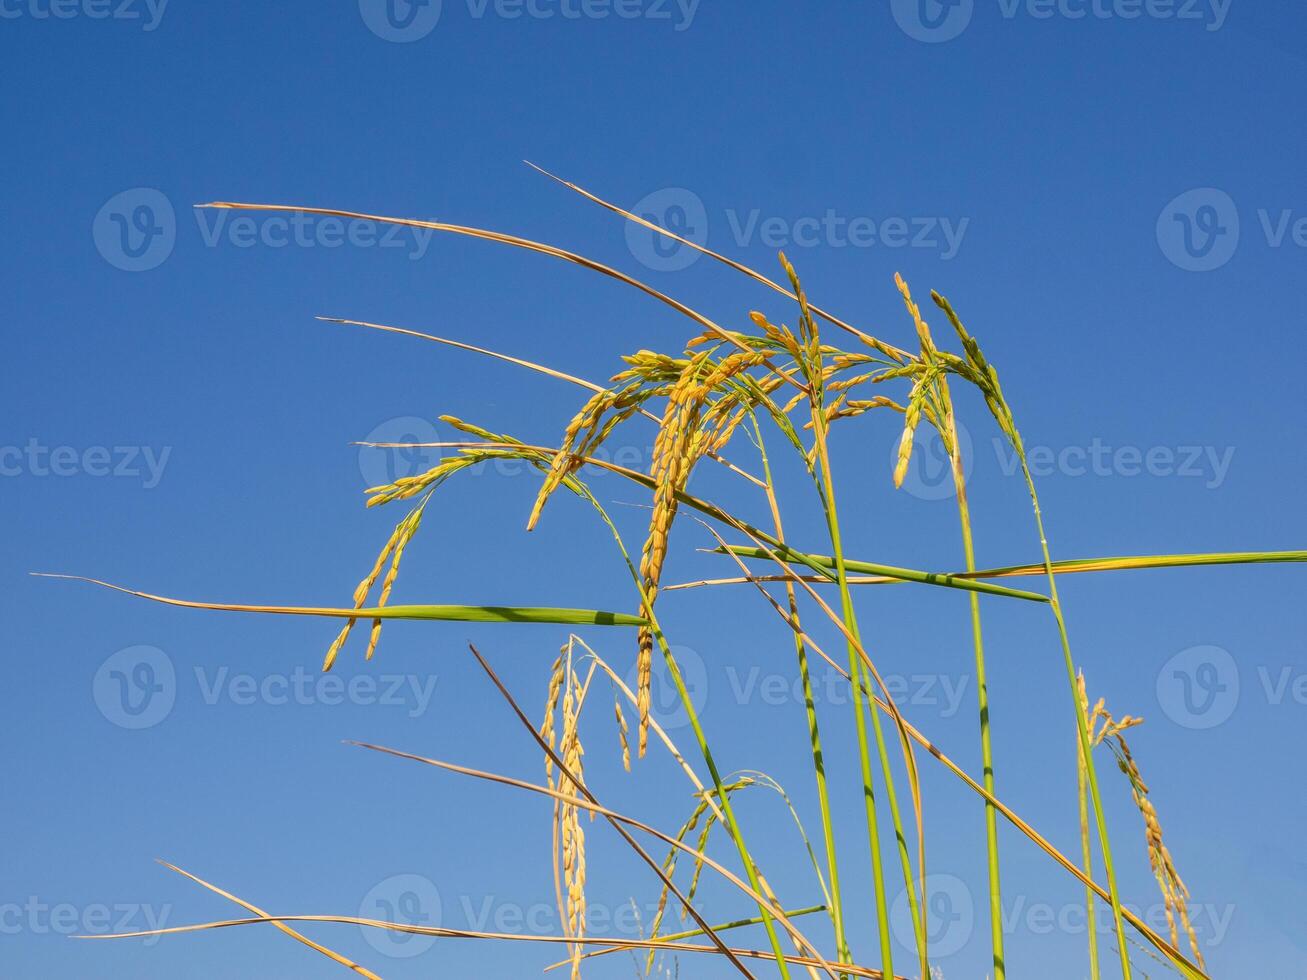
top-left (4, 3), bottom-right (1305, 977)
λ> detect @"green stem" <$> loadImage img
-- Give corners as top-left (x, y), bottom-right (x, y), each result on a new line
top-left (1019, 461), bottom-right (1132, 980)
top-left (953, 466), bottom-right (1005, 980)
top-left (645, 618), bottom-right (794, 979)
top-left (568, 481), bottom-right (795, 977)
top-left (653, 903), bottom-right (827, 944)
top-left (1078, 686), bottom-right (1102, 980)
top-left (753, 415), bottom-right (851, 969)
top-left (715, 547), bottom-right (1050, 603)
top-left (812, 429), bottom-right (906, 979)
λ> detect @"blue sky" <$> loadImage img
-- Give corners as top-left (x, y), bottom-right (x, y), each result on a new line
top-left (3, 2), bottom-right (1305, 977)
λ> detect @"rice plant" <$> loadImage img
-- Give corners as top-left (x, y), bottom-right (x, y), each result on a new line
top-left (57, 170), bottom-right (1307, 979)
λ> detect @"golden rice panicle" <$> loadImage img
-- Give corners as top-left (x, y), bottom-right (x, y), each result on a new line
top-left (635, 355), bottom-right (708, 755)
top-left (777, 252), bottom-right (815, 344)
top-left (1116, 732), bottom-right (1204, 967)
top-left (632, 343), bottom-right (771, 754)
top-left (541, 644), bottom-right (567, 788)
top-left (646, 793), bottom-right (714, 967)
top-left (527, 389), bottom-right (614, 531)
top-left (321, 503), bottom-right (422, 672)
top-left (559, 670), bottom-right (587, 978)
top-left (527, 378), bottom-right (660, 531)
top-left (613, 691), bottom-right (631, 772)
top-left (685, 790), bottom-right (723, 907)
top-left (892, 375), bottom-right (928, 489)
top-left (1082, 682), bottom-right (1206, 969)
top-left (928, 288), bottom-right (1025, 454)
top-left (364, 506), bottom-right (424, 661)
top-left (749, 310), bottom-right (802, 363)
top-left (895, 272), bottom-right (938, 357)
top-left (614, 349), bottom-right (688, 382)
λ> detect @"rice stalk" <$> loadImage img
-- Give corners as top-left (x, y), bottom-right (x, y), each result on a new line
top-left (895, 272), bottom-right (1005, 980)
top-left (467, 644), bottom-right (840, 978)
top-left (442, 439), bottom-right (798, 974)
top-left (645, 778), bottom-right (750, 970)
top-left (156, 862), bottom-right (382, 980)
top-left (702, 518), bottom-right (1209, 979)
top-left (37, 574), bottom-right (647, 627)
top-left (750, 411), bottom-right (850, 968)
top-left (808, 358), bottom-right (899, 977)
top-left (545, 905), bottom-right (828, 973)
top-left (668, 548), bottom-right (1307, 591)
top-left (930, 288), bottom-right (1134, 980)
top-left (523, 163), bottom-right (911, 363)
top-left (84, 912), bottom-right (899, 979)
top-left (71, 194), bottom-right (1276, 980)
top-left (710, 546), bottom-right (1051, 602)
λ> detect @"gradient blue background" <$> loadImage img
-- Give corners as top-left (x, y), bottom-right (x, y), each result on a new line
top-left (3, 2), bottom-right (1305, 977)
